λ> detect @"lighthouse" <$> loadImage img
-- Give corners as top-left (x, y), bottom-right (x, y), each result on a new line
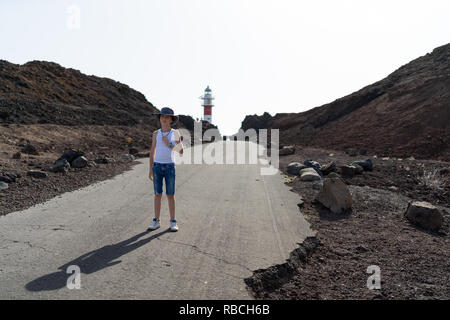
top-left (200, 85), bottom-right (214, 124)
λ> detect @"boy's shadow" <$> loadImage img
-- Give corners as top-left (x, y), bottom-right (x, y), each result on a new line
top-left (25, 229), bottom-right (170, 292)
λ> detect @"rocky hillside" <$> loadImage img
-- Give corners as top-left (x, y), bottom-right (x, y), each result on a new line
top-left (240, 43), bottom-right (450, 161)
top-left (0, 60), bottom-right (163, 126)
top-left (0, 59), bottom-right (222, 142)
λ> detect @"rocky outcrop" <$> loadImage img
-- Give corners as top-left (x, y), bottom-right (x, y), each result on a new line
top-left (241, 112), bottom-right (273, 131)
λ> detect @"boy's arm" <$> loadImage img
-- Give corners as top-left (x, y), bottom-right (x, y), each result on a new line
top-left (150, 130), bottom-right (157, 168)
top-left (174, 130), bottom-right (184, 155)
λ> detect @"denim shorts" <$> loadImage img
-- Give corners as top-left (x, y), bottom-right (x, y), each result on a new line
top-left (153, 162), bottom-right (176, 195)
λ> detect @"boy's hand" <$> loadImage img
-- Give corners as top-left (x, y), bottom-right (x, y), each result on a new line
top-left (149, 170), bottom-right (153, 181)
top-left (162, 136), bottom-right (170, 147)
top-left (173, 131), bottom-right (183, 154)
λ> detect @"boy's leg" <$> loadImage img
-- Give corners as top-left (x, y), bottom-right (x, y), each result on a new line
top-left (166, 165), bottom-right (176, 221)
top-left (167, 195), bottom-right (175, 221)
top-left (154, 194), bottom-right (163, 219)
top-left (153, 164), bottom-right (163, 219)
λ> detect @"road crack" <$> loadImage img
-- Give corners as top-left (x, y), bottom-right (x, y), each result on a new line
top-left (156, 238), bottom-right (254, 273)
top-left (2, 238), bottom-right (52, 253)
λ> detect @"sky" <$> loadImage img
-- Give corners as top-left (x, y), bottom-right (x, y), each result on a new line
top-left (0, 0), bottom-right (449, 136)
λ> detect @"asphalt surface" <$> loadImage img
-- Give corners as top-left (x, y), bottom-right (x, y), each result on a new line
top-left (0, 141), bottom-right (314, 299)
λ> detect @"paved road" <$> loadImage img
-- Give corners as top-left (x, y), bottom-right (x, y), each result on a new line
top-left (0, 141), bottom-right (314, 299)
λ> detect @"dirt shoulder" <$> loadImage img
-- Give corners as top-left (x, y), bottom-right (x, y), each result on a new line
top-left (0, 123), bottom-right (153, 216)
top-left (246, 146), bottom-right (450, 299)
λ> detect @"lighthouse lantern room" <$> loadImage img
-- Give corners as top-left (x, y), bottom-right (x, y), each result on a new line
top-left (200, 85), bottom-right (214, 124)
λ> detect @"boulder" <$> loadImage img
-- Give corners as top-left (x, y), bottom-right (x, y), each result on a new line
top-left (12, 152), bottom-right (21, 159)
top-left (72, 156), bottom-right (88, 168)
top-left (5, 172), bottom-right (18, 181)
top-left (300, 168), bottom-right (322, 181)
top-left (287, 162), bottom-right (308, 175)
top-left (0, 176), bottom-right (11, 184)
top-left (304, 160), bottom-right (322, 176)
top-left (320, 161), bottom-right (336, 175)
top-left (121, 154), bottom-right (135, 161)
top-left (312, 181), bottom-right (323, 190)
top-left (129, 148), bottom-right (139, 155)
top-left (49, 158), bottom-right (70, 173)
top-left (327, 172), bottom-right (341, 179)
top-left (353, 164), bottom-right (364, 174)
top-left (21, 143), bottom-right (39, 155)
top-left (317, 176), bottom-right (352, 214)
top-left (404, 201), bottom-right (443, 231)
top-left (345, 148), bottom-right (358, 156)
top-left (135, 152), bottom-right (150, 158)
top-left (57, 149), bottom-right (85, 164)
top-left (27, 170), bottom-right (47, 178)
top-left (279, 145), bottom-right (295, 156)
top-left (87, 160), bottom-right (97, 167)
top-left (359, 148), bottom-right (368, 155)
top-left (340, 165), bottom-right (356, 177)
top-left (0, 172), bottom-right (17, 183)
top-left (351, 159), bottom-right (373, 171)
top-left (94, 155), bottom-right (109, 164)
top-left (0, 181), bottom-right (8, 190)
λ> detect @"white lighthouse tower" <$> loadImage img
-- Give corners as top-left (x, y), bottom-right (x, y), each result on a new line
top-left (200, 85), bottom-right (214, 124)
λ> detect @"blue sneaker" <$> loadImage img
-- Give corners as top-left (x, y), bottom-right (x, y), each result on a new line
top-left (170, 219), bottom-right (178, 232)
top-left (148, 217), bottom-right (160, 230)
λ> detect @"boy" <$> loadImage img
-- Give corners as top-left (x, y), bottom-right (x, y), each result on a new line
top-left (148, 107), bottom-right (184, 231)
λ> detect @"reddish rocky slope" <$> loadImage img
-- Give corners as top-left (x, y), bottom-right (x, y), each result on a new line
top-left (0, 60), bottom-right (163, 126)
top-left (240, 43), bottom-right (450, 161)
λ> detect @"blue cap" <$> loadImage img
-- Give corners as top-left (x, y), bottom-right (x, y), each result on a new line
top-left (155, 107), bottom-right (179, 125)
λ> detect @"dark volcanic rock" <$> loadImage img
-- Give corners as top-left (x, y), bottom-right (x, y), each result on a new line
top-left (21, 143), bottom-right (39, 155)
top-left (72, 156), bottom-right (88, 168)
top-left (351, 159), bottom-right (373, 171)
top-left (340, 165), bottom-right (356, 177)
top-left (404, 201), bottom-right (443, 231)
top-left (287, 162), bottom-right (308, 175)
top-left (304, 160), bottom-right (322, 176)
top-left (49, 158), bottom-right (70, 173)
top-left (320, 161), bottom-right (336, 175)
top-left (94, 155), bottom-right (109, 164)
top-left (26, 170), bottom-right (47, 178)
top-left (0, 172), bottom-right (17, 183)
top-left (12, 152), bottom-right (21, 159)
top-left (129, 148), bottom-right (139, 155)
top-left (279, 145), bottom-right (295, 156)
top-left (57, 149), bottom-right (85, 165)
top-left (241, 112), bottom-right (273, 131)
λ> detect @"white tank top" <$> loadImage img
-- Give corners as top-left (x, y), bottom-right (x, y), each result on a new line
top-left (154, 128), bottom-right (176, 163)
